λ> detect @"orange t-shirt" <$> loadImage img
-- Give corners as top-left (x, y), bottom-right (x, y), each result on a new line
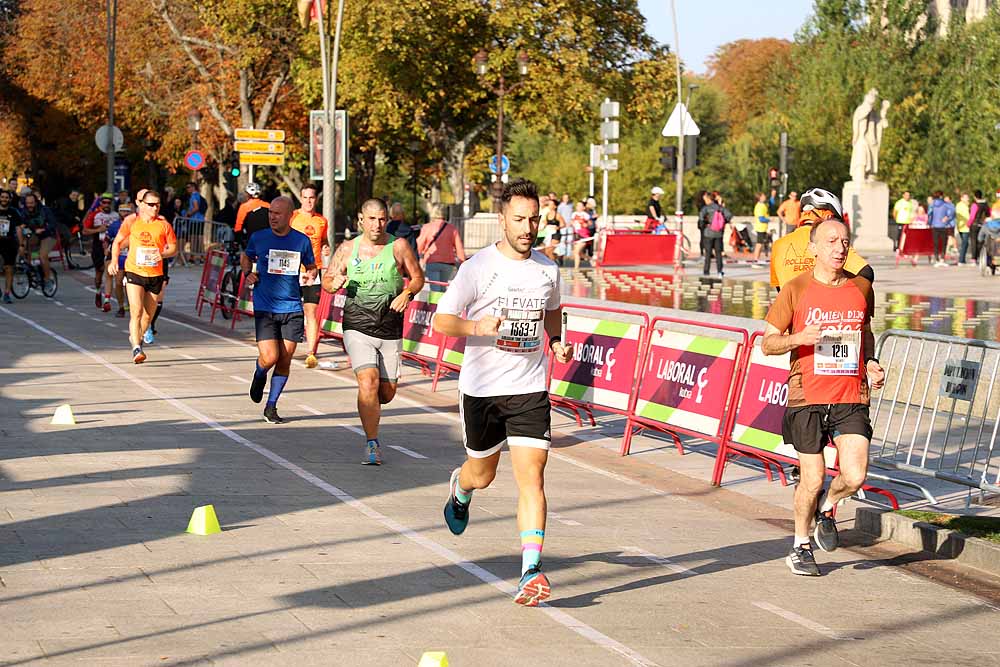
top-left (765, 270), bottom-right (874, 407)
top-left (235, 198), bottom-right (269, 232)
top-left (120, 214), bottom-right (176, 277)
top-left (290, 210), bottom-right (328, 268)
top-left (769, 224), bottom-right (869, 288)
top-left (777, 199), bottom-right (801, 227)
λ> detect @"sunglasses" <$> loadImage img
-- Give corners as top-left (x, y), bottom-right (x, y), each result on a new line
top-left (143, 201), bottom-right (161, 207)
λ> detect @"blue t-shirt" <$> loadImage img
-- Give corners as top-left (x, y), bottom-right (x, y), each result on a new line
top-left (245, 228), bottom-right (315, 314)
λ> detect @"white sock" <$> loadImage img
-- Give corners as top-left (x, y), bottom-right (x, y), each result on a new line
top-left (820, 494), bottom-right (835, 514)
top-left (794, 535), bottom-right (811, 548)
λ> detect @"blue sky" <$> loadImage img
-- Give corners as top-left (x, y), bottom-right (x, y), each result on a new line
top-left (638, 0), bottom-right (815, 73)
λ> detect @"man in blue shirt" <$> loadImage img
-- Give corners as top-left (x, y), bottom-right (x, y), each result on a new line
top-left (241, 196), bottom-right (317, 424)
top-left (928, 190), bottom-right (955, 266)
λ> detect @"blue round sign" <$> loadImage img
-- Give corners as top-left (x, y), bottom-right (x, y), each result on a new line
top-left (489, 154), bottom-right (510, 174)
top-left (184, 150), bottom-right (205, 171)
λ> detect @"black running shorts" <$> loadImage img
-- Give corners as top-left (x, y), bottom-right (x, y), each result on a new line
top-left (255, 310), bottom-right (305, 343)
top-left (123, 271), bottom-right (164, 295)
top-left (782, 403), bottom-right (873, 455)
top-left (300, 284), bottom-right (321, 305)
top-left (0, 237), bottom-right (17, 266)
top-left (460, 391), bottom-right (551, 459)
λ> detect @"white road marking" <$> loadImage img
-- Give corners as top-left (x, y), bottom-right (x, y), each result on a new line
top-left (340, 424), bottom-right (366, 437)
top-left (753, 601), bottom-right (858, 640)
top-left (387, 445), bottom-right (427, 460)
top-left (178, 352), bottom-right (196, 360)
top-left (299, 404), bottom-right (323, 416)
top-left (78, 312), bottom-right (88, 317)
top-left (54, 301), bottom-right (63, 306)
top-left (229, 375), bottom-right (249, 384)
top-left (0, 305), bottom-right (659, 667)
top-left (104, 322), bottom-right (116, 328)
top-left (66, 307), bottom-right (76, 312)
top-left (616, 546), bottom-right (692, 575)
top-left (550, 512), bottom-right (582, 527)
top-left (202, 364), bottom-right (223, 372)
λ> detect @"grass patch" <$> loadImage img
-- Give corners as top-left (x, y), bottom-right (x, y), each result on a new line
top-left (897, 510), bottom-right (1000, 544)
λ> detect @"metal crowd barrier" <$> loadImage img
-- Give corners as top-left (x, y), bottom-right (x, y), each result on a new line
top-left (872, 329), bottom-right (1000, 497)
top-left (171, 217), bottom-right (234, 265)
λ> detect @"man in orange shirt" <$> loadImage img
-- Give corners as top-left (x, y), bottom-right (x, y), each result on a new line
top-left (234, 182), bottom-right (270, 244)
top-left (289, 183), bottom-right (330, 368)
top-left (777, 191), bottom-right (801, 234)
top-left (109, 190), bottom-right (177, 364)
top-left (762, 215), bottom-right (885, 576)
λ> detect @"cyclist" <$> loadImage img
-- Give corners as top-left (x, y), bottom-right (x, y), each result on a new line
top-left (109, 191), bottom-right (176, 363)
top-left (289, 183), bottom-right (329, 368)
top-left (769, 188), bottom-right (874, 290)
top-left (234, 182), bottom-right (270, 246)
top-left (19, 193), bottom-right (58, 293)
top-left (84, 193), bottom-right (119, 310)
top-left (0, 189), bottom-right (24, 303)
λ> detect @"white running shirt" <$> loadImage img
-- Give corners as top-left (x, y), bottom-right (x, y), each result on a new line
top-left (436, 243), bottom-right (561, 397)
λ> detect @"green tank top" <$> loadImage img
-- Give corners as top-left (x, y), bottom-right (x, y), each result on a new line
top-left (343, 236), bottom-right (406, 339)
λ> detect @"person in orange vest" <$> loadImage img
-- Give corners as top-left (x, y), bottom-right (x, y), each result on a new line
top-left (234, 182), bottom-right (270, 245)
top-left (769, 188), bottom-right (873, 290)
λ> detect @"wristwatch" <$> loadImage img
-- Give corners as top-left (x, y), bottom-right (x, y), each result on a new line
top-left (865, 357), bottom-right (879, 365)
top-left (549, 336), bottom-right (562, 350)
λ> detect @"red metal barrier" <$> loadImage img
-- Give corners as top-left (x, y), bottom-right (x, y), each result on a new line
top-left (317, 287), bottom-right (346, 340)
top-left (622, 317), bottom-right (749, 456)
top-left (431, 334), bottom-right (465, 392)
top-left (712, 331), bottom-right (898, 507)
top-left (400, 281), bottom-right (449, 376)
top-left (896, 226), bottom-right (934, 266)
top-left (195, 249), bottom-right (227, 318)
top-left (597, 230), bottom-right (679, 267)
top-left (547, 303), bottom-right (650, 428)
top-left (229, 273), bottom-right (254, 329)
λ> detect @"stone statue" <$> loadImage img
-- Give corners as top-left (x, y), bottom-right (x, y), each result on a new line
top-left (849, 88), bottom-right (890, 183)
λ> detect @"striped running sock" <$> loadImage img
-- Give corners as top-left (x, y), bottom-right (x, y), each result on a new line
top-left (455, 480), bottom-right (473, 505)
top-left (520, 529), bottom-right (545, 574)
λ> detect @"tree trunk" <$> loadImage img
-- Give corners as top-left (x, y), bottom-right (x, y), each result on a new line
top-left (354, 149), bottom-right (376, 205)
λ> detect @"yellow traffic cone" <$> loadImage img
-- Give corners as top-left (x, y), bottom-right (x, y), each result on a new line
top-left (417, 652), bottom-right (448, 667)
top-left (50, 404), bottom-right (76, 425)
top-left (186, 504), bottom-right (222, 535)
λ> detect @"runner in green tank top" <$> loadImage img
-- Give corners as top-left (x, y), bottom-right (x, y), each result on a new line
top-left (323, 198), bottom-right (424, 465)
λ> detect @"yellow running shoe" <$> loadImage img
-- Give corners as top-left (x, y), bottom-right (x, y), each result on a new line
top-left (305, 354), bottom-right (318, 369)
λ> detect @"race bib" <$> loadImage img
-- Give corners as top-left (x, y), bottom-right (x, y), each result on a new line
top-left (268, 249), bottom-right (301, 275)
top-left (495, 307), bottom-right (543, 354)
top-left (814, 330), bottom-right (861, 376)
top-left (0, 221), bottom-right (8, 236)
top-left (98, 231), bottom-right (107, 241)
top-left (136, 246), bottom-right (161, 267)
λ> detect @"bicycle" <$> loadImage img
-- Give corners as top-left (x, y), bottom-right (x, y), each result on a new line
top-left (11, 254), bottom-right (58, 298)
top-left (218, 240), bottom-right (244, 319)
top-left (62, 224), bottom-right (93, 270)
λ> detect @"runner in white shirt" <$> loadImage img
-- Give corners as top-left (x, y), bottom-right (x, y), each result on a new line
top-left (434, 178), bottom-right (572, 606)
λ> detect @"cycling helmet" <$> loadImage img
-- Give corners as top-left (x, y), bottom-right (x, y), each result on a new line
top-left (799, 187), bottom-right (843, 218)
top-left (245, 182), bottom-right (262, 198)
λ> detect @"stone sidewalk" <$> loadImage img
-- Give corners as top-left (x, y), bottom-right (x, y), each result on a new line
top-left (1, 271), bottom-right (999, 666)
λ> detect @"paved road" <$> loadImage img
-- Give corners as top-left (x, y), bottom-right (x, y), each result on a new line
top-left (1, 273), bottom-right (999, 666)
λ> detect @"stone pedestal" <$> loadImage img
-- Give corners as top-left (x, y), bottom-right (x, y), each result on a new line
top-left (842, 180), bottom-right (894, 256)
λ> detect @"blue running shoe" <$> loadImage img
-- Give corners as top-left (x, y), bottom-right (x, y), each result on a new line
top-left (143, 328), bottom-right (154, 345)
top-left (443, 468), bottom-right (470, 535)
top-left (513, 565), bottom-right (551, 607)
top-left (362, 440), bottom-right (382, 466)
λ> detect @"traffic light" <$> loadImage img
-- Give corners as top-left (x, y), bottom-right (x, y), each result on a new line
top-left (659, 145), bottom-right (677, 171)
top-left (684, 135), bottom-right (698, 171)
top-left (768, 167), bottom-right (780, 190)
top-left (229, 154), bottom-right (241, 178)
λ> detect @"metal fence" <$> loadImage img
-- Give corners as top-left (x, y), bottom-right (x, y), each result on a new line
top-left (872, 329), bottom-right (1000, 496)
top-left (171, 217), bottom-right (234, 265)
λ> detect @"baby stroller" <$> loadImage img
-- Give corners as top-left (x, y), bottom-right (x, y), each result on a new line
top-left (978, 218), bottom-right (1000, 276)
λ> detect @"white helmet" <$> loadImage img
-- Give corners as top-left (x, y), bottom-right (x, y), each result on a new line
top-left (651, 186), bottom-right (665, 195)
top-left (245, 182), bottom-right (262, 198)
top-left (799, 187), bottom-right (843, 218)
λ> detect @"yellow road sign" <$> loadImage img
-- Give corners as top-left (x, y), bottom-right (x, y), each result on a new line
top-left (234, 128), bottom-right (285, 141)
top-left (239, 153), bottom-right (285, 166)
top-left (234, 141), bottom-right (284, 154)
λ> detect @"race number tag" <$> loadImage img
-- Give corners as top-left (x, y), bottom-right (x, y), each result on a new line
top-left (136, 246), bottom-right (161, 267)
top-left (98, 231), bottom-right (106, 241)
top-left (495, 307), bottom-right (543, 354)
top-left (814, 330), bottom-right (861, 376)
top-left (0, 221), bottom-right (7, 236)
top-left (268, 249), bottom-right (301, 275)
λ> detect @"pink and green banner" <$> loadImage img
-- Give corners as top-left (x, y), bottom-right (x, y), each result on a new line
top-left (320, 288), bottom-right (346, 337)
top-left (634, 329), bottom-right (740, 437)
top-left (549, 313), bottom-right (644, 412)
top-left (402, 288), bottom-right (442, 361)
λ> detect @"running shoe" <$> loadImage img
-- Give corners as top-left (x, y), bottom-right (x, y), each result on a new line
top-left (132, 347), bottom-right (146, 364)
top-left (115, 308), bottom-right (125, 318)
top-left (443, 467), bottom-right (470, 535)
top-left (44, 280), bottom-right (55, 294)
top-left (305, 354), bottom-right (318, 369)
top-left (513, 565), bottom-right (551, 606)
top-left (143, 329), bottom-right (155, 345)
top-left (2, 293), bottom-right (11, 304)
top-left (362, 440), bottom-right (383, 466)
top-left (786, 544), bottom-right (820, 576)
top-left (102, 297), bottom-right (111, 312)
top-left (263, 406), bottom-right (285, 424)
top-left (95, 292), bottom-right (102, 309)
top-left (249, 372), bottom-right (267, 404)
top-left (814, 507), bottom-right (840, 552)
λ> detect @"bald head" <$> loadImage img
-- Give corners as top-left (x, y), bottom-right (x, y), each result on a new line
top-left (361, 198), bottom-right (388, 217)
top-left (269, 195), bottom-right (294, 234)
top-left (389, 202), bottom-right (405, 221)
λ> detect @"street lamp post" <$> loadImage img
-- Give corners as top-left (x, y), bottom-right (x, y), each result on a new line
top-left (408, 139), bottom-right (421, 221)
top-left (474, 50), bottom-right (529, 212)
top-left (105, 0), bottom-right (118, 195)
top-left (187, 108), bottom-right (202, 149)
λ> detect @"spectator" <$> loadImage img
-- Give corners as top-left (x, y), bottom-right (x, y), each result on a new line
top-left (386, 202), bottom-right (419, 253)
top-left (19, 192), bottom-right (58, 291)
top-left (955, 192), bottom-right (971, 264)
top-left (538, 194), bottom-right (560, 261)
top-left (184, 182), bottom-right (205, 221)
top-left (751, 192), bottom-right (771, 264)
top-left (927, 190), bottom-right (955, 266)
top-left (767, 188), bottom-right (780, 216)
top-left (699, 191), bottom-right (731, 277)
top-left (891, 190), bottom-right (916, 252)
top-left (417, 204), bottom-right (466, 291)
top-left (777, 191), bottom-right (801, 234)
top-left (645, 186), bottom-right (664, 231)
top-left (571, 201), bottom-right (593, 270)
top-left (912, 203), bottom-right (928, 228)
top-left (114, 190), bottom-right (131, 214)
top-left (556, 193), bottom-right (573, 232)
top-left (970, 189), bottom-right (989, 264)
